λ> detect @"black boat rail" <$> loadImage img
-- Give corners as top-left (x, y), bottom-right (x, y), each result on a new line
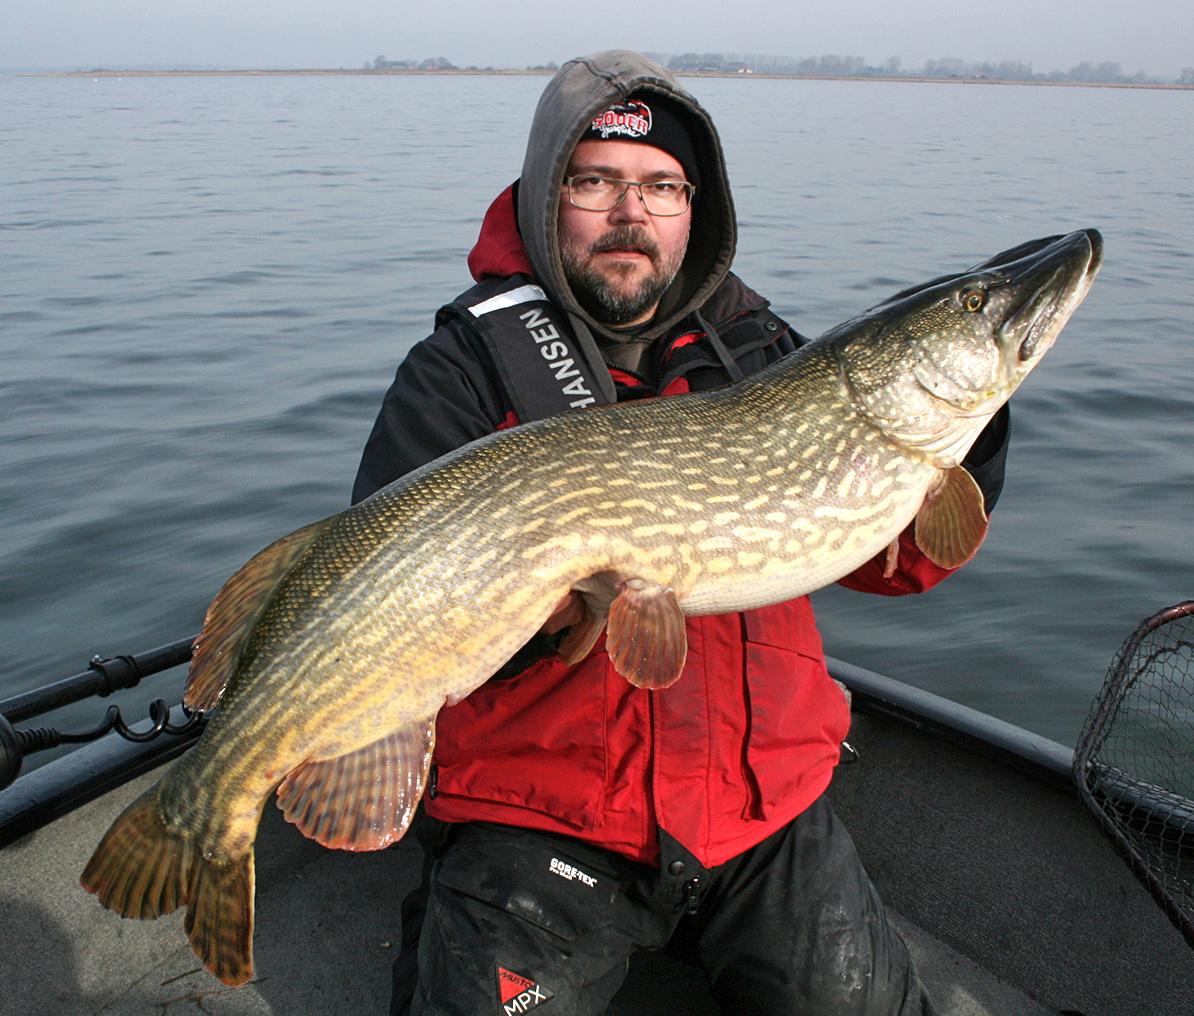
top-left (1, 636), bottom-right (197, 727)
top-left (0, 635), bottom-right (201, 816)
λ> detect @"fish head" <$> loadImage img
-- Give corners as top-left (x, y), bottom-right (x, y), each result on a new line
top-left (830, 228), bottom-right (1103, 465)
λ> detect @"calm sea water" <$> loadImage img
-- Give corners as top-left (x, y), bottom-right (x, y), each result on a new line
top-left (2, 73), bottom-right (1191, 750)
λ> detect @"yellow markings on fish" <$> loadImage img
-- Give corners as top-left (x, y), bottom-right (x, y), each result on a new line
top-left (733, 526), bottom-right (784, 544)
top-left (548, 486), bottom-right (607, 506)
top-left (633, 523), bottom-right (688, 539)
top-left (587, 516), bottom-right (635, 528)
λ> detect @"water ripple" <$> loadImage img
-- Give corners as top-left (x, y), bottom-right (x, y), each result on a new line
top-left (2, 73), bottom-right (1191, 747)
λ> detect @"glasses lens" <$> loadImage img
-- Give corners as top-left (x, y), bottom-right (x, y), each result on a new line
top-left (568, 176), bottom-right (620, 211)
top-left (638, 180), bottom-right (692, 216)
top-left (568, 177), bottom-right (692, 215)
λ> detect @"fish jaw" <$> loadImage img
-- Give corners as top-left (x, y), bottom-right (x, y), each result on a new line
top-left (832, 229), bottom-right (1102, 466)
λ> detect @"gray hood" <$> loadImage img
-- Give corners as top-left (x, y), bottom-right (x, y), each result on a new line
top-left (518, 51), bottom-right (737, 344)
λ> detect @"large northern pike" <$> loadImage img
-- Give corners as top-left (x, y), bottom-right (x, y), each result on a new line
top-left (82, 229), bottom-right (1102, 984)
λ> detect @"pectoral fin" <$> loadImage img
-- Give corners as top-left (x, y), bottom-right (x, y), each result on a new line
top-left (275, 719), bottom-right (436, 851)
top-left (186, 517), bottom-right (334, 711)
top-left (557, 605), bottom-right (609, 665)
top-left (606, 580), bottom-right (688, 690)
top-left (914, 466), bottom-right (989, 569)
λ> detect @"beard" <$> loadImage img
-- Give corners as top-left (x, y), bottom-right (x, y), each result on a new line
top-left (560, 224), bottom-right (688, 326)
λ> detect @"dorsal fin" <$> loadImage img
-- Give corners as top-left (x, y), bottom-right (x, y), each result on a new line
top-left (275, 719), bottom-right (436, 851)
top-left (914, 466), bottom-right (989, 569)
top-left (184, 517), bottom-right (333, 711)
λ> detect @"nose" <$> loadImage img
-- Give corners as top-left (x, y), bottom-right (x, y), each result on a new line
top-left (609, 184), bottom-right (650, 224)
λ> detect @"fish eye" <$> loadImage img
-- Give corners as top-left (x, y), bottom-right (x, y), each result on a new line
top-left (960, 288), bottom-right (986, 313)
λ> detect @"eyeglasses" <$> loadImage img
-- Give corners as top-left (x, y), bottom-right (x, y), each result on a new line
top-left (563, 175), bottom-right (695, 216)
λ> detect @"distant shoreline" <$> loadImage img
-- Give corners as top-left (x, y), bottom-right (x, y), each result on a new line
top-left (21, 68), bottom-right (1194, 90)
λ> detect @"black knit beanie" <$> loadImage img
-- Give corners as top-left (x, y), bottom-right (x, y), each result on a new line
top-left (582, 90), bottom-right (700, 188)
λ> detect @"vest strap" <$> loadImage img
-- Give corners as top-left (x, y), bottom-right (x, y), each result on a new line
top-left (445, 277), bottom-right (612, 425)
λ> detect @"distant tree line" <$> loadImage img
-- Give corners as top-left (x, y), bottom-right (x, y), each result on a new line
top-left (368, 56), bottom-right (458, 70)
top-left (365, 52), bottom-right (1192, 85)
top-left (366, 56), bottom-right (560, 72)
top-left (648, 51), bottom-right (1189, 85)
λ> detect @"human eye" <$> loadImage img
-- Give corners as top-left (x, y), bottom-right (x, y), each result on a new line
top-left (572, 175), bottom-right (610, 192)
top-left (645, 180), bottom-right (684, 196)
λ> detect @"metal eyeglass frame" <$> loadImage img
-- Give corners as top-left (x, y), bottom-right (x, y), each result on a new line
top-left (563, 175), bottom-right (695, 217)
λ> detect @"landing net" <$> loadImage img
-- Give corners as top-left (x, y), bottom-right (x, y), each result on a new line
top-left (1074, 601), bottom-right (1194, 949)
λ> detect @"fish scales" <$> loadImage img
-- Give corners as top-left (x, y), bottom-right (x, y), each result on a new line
top-left (82, 229), bottom-right (1103, 985)
top-left (171, 369), bottom-right (906, 872)
top-left (145, 369), bottom-right (906, 853)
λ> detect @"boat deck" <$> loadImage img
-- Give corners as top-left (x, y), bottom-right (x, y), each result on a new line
top-left (3, 663), bottom-right (1192, 1015)
top-left (3, 769), bottom-right (1050, 1016)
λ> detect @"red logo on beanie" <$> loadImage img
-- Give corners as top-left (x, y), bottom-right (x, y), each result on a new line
top-left (590, 99), bottom-right (652, 140)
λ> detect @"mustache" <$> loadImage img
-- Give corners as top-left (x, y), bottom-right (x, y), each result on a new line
top-left (589, 226), bottom-right (661, 263)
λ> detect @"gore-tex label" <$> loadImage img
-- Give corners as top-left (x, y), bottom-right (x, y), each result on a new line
top-left (549, 856), bottom-right (597, 887)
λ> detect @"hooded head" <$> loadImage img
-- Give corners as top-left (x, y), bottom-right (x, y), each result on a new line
top-left (518, 51), bottom-right (737, 343)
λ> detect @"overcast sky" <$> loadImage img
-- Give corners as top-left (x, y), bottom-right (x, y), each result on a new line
top-left (2, 0), bottom-right (1191, 78)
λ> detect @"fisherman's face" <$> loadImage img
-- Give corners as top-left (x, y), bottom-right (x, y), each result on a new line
top-left (558, 139), bottom-right (691, 327)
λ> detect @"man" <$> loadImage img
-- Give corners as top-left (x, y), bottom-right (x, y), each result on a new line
top-left (354, 51), bottom-right (1008, 1016)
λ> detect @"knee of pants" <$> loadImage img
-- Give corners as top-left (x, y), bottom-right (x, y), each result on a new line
top-left (410, 830), bottom-right (656, 1016)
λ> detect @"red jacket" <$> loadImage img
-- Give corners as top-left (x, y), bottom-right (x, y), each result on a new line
top-left (367, 189), bottom-right (961, 867)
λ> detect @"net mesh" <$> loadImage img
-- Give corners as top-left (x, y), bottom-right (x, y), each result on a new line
top-left (1074, 601), bottom-right (1194, 949)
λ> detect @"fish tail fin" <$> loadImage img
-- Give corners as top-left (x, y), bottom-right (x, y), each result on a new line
top-left (81, 784), bottom-right (195, 919)
top-left (185, 846), bottom-right (256, 986)
top-left (81, 784), bottom-right (256, 986)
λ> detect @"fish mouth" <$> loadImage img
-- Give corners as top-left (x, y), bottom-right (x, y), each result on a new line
top-left (995, 229), bottom-right (1103, 362)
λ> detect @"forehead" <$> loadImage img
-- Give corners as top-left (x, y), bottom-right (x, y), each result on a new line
top-left (566, 139), bottom-right (686, 180)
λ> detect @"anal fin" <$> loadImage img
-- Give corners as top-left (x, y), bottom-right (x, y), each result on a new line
top-left (275, 719), bottom-right (436, 851)
top-left (606, 580), bottom-right (688, 690)
top-left (914, 466), bottom-right (989, 569)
